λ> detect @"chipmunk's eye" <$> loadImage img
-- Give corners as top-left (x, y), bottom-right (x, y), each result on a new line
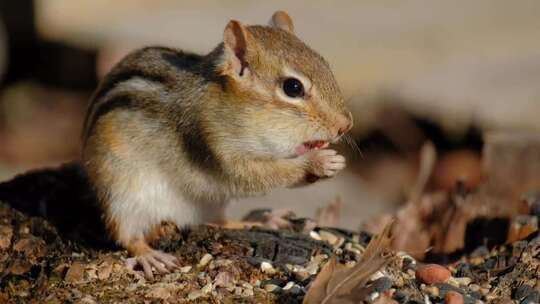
top-left (282, 78), bottom-right (304, 98)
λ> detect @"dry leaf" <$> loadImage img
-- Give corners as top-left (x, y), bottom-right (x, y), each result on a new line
top-left (0, 225), bottom-right (13, 250)
top-left (408, 141), bottom-right (436, 204)
top-left (303, 223), bottom-right (394, 304)
top-left (64, 262), bottom-right (86, 283)
top-left (303, 257), bottom-right (344, 303)
top-left (316, 198), bottom-right (342, 227)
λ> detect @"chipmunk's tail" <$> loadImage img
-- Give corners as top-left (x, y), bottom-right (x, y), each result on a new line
top-left (0, 162), bottom-right (92, 217)
top-left (0, 162), bottom-right (112, 246)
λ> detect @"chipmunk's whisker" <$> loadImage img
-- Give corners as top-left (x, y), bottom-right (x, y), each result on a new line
top-left (343, 134), bottom-right (363, 159)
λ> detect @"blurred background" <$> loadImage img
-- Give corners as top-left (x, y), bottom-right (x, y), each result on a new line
top-left (1, 0), bottom-right (539, 230)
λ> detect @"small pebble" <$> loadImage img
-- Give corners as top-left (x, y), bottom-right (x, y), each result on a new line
top-left (319, 230), bottom-right (339, 246)
top-left (309, 231), bottom-right (321, 241)
top-left (416, 264), bottom-right (451, 284)
top-left (282, 282), bottom-right (295, 290)
top-left (402, 257), bottom-right (417, 271)
top-left (233, 287), bottom-right (243, 296)
top-left (344, 242), bottom-right (361, 254)
top-left (311, 254), bottom-right (328, 263)
top-left (479, 288), bottom-right (490, 296)
top-left (447, 278), bottom-right (460, 288)
top-left (201, 283), bottom-right (214, 293)
top-left (335, 237), bottom-right (346, 248)
top-left (294, 269), bottom-right (311, 281)
top-left (450, 277), bottom-right (471, 287)
top-left (352, 243), bottom-right (366, 253)
top-left (264, 284), bottom-right (281, 292)
top-left (370, 271), bottom-right (385, 281)
top-left (197, 272), bottom-right (207, 280)
top-left (445, 291), bottom-right (464, 304)
top-left (455, 263), bottom-right (472, 278)
top-left (260, 261), bottom-right (276, 274)
top-left (469, 257), bottom-right (484, 266)
top-left (367, 291), bottom-right (380, 302)
top-left (288, 286), bottom-right (304, 295)
top-left (305, 262), bottom-right (319, 275)
top-left (469, 284), bottom-right (481, 292)
top-left (199, 254), bottom-right (213, 267)
top-left (187, 290), bottom-right (204, 300)
top-left (481, 283), bottom-right (491, 289)
top-left (436, 283), bottom-right (463, 292)
top-left (392, 290), bottom-right (408, 303)
top-left (424, 286), bottom-right (440, 297)
top-left (214, 272), bottom-right (234, 289)
top-left (242, 287), bottom-right (254, 297)
top-left (372, 277), bottom-right (393, 293)
top-left (180, 266), bottom-right (192, 273)
top-left (261, 278), bottom-right (283, 287)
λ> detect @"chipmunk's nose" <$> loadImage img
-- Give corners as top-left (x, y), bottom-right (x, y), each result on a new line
top-left (334, 112), bottom-right (353, 138)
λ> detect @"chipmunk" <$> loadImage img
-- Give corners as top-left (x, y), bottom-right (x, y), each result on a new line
top-left (82, 11), bottom-right (353, 279)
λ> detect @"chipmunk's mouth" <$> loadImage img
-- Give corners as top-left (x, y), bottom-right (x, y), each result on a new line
top-left (295, 140), bottom-right (329, 156)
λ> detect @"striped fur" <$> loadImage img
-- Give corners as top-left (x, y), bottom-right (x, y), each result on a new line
top-left (81, 12), bottom-right (352, 276)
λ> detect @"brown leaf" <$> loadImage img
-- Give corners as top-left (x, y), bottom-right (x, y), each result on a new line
top-left (390, 201), bottom-right (431, 259)
top-left (145, 284), bottom-right (177, 300)
top-left (64, 262), bottom-right (86, 283)
top-left (303, 223), bottom-right (394, 304)
top-left (316, 198), bottom-right (342, 227)
top-left (13, 237), bottom-right (47, 258)
top-left (303, 258), bottom-right (345, 304)
top-left (0, 226), bottom-right (13, 250)
top-left (408, 141), bottom-right (437, 204)
top-left (97, 259), bottom-right (114, 280)
top-left (214, 271), bottom-right (235, 289)
top-left (7, 259), bottom-right (32, 275)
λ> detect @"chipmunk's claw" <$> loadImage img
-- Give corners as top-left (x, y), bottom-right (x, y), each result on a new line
top-left (126, 250), bottom-right (179, 280)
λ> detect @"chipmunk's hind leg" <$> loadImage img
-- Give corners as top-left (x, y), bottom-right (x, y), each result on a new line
top-left (106, 189), bottom-right (181, 279)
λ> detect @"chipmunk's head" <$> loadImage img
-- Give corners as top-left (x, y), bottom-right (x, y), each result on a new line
top-left (216, 11), bottom-right (353, 158)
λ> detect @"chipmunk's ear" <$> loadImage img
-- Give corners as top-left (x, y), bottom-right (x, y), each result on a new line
top-left (269, 10), bottom-right (294, 34)
top-left (222, 20), bottom-right (249, 77)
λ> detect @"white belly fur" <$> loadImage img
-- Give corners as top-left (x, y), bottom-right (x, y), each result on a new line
top-left (108, 167), bottom-right (225, 243)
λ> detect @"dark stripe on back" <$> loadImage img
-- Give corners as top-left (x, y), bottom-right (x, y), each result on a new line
top-left (93, 70), bottom-right (167, 102)
top-left (83, 70), bottom-right (166, 139)
top-left (161, 50), bottom-right (224, 87)
top-left (180, 119), bottom-right (221, 173)
top-left (85, 95), bottom-right (133, 140)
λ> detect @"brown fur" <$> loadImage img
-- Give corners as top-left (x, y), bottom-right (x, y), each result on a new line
top-left (81, 11), bottom-right (353, 277)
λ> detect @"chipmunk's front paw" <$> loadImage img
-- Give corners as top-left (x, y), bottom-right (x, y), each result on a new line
top-left (306, 149), bottom-right (346, 177)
